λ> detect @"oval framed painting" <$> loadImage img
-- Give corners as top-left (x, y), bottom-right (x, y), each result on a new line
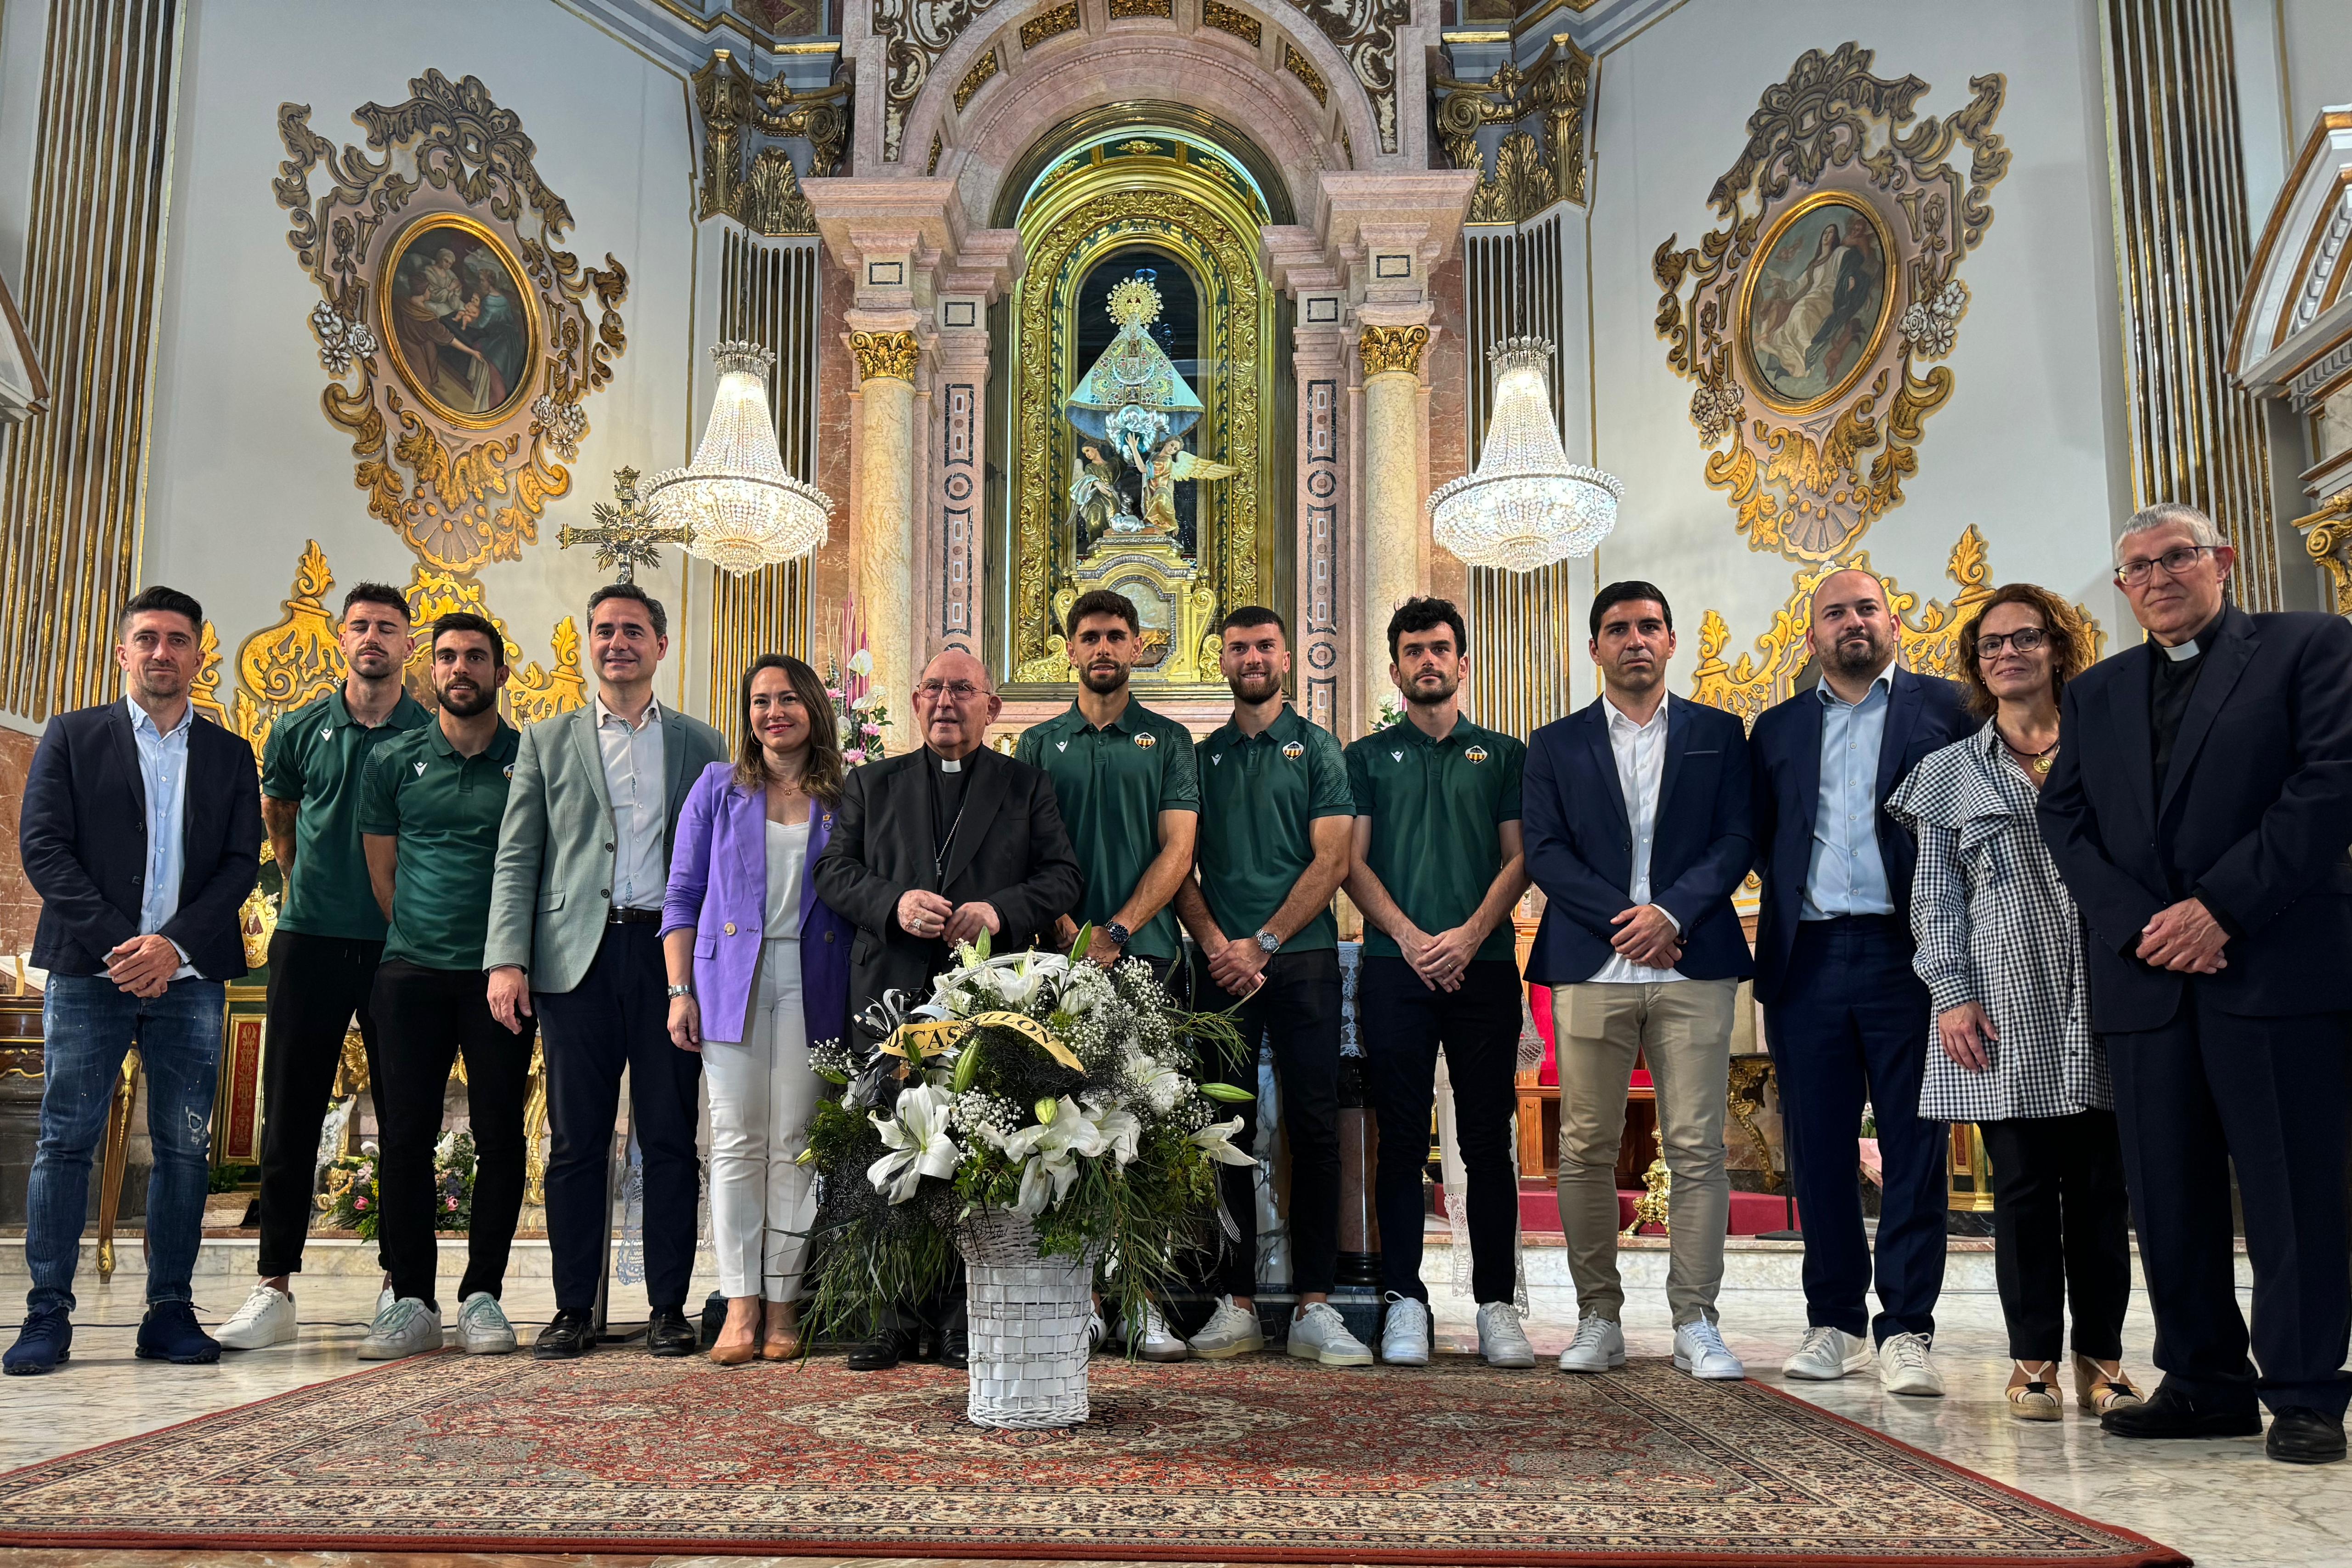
top-left (1737, 191), bottom-right (1898, 417)
top-left (376, 214), bottom-right (541, 430)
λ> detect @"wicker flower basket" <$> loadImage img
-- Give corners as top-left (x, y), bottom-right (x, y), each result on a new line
top-left (961, 1207), bottom-right (1096, 1429)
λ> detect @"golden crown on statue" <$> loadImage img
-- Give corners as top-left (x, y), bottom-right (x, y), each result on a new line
top-left (1108, 277), bottom-right (1162, 328)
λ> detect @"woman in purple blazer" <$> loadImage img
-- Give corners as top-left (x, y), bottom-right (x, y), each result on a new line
top-left (662, 655), bottom-right (853, 1364)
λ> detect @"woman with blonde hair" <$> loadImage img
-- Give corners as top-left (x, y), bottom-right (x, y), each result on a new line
top-left (1887, 583), bottom-right (2143, 1421)
top-left (662, 655), bottom-right (854, 1363)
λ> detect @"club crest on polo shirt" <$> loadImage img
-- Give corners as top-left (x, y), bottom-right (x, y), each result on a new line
top-left (1466, 744), bottom-right (1490, 764)
top-left (1056, 739), bottom-right (1068, 752)
top-left (1281, 740), bottom-right (1305, 760)
top-left (413, 760), bottom-right (428, 776)
top-left (1134, 732), bottom-right (1156, 749)
top-left (503, 764), bottom-right (514, 779)
top-left (1210, 752), bottom-right (1224, 765)
top-left (1391, 748), bottom-right (1404, 762)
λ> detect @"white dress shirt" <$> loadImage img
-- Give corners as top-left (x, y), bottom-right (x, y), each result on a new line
top-left (1590, 694), bottom-right (1685, 985)
top-left (126, 697), bottom-right (197, 979)
top-left (595, 694), bottom-right (668, 911)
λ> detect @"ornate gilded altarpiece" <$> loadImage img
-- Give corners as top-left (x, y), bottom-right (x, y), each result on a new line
top-left (1004, 134), bottom-right (1278, 692)
top-left (274, 71), bottom-right (629, 575)
top-left (1654, 45), bottom-right (2009, 563)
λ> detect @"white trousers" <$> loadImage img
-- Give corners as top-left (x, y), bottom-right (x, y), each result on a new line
top-left (702, 939), bottom-right (822, 1301)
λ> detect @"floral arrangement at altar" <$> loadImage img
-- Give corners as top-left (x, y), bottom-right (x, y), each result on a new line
top-left (319, 1131), bottom-right (477, 1240)
top-left (801, 928), bottom-right (1253, 1349)
top-left (825, 648), bottom-right (890, 765)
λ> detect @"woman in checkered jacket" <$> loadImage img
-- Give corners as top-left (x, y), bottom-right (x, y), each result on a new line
top-left (1886, 583), bottom-right (2144, 1424)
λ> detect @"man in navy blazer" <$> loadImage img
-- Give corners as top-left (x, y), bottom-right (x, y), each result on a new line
top-left (1749, 567), bottom-right (1971, 1396)
top-left (6, 587), bottom-right (263, 1376)
top-left (1523, 583), bottom-right (1753, 1382)
top-left (2039, 504), bottom-right (2352, 1464)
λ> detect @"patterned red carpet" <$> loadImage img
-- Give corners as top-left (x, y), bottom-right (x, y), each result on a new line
top-left (0, 1352), bottom-right (2183, 1565)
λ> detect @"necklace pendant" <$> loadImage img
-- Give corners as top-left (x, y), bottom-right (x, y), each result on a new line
top-left (2034, 754), bottom-right (2054, 775)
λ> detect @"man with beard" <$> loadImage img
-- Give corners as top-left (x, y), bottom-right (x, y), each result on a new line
top-left (217, 584), bottom-right (431, 1352)
top-left (485, 583), bottom-right (725, 1362)
top-left (813, 647), bottom-right (1083, 1370)
top-left (1522, 583), bottom-right (1753, 1381)
top-left (354, 614), bottom-right (533, 1362)
top-left (1170, 607), bottom-right (1366, 1366)
top-left (1016, 588), bottom-right (1200, 1361)
top-left (5, 587), bottom-right (262, 1376)
top-left (1341, 598), bottom-right (1532, 1369)
top-left (1750, 568), bottom-right (1969, 1396)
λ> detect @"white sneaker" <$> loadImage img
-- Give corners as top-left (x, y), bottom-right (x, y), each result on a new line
top-left (1135, 1304), bottom-right (1190, 1362)
top-left (454, 1292), bottom-right (516, 1355)
top-left (1379, 1293), bottom-right (1430, 1366)
top-left (1782, 1325), bottom-right (1873, 1381)
top-left (1673, 1318), bottom-right (1746, 1380)
top-left (1187, 1294), bottom-right (1266, 1359)
top-left (1287, 1301), bottom-right (1373, 1367)
top-left (375, 1284), bottom-right (394, 1320)
top-left (1556, 1314), bottom-right (1625, 1373)
top-left (356, 1296), bottom-right (442, 1360)
top-left (1877, 1331), bottom-right (1945, 1397)
top-left (1087, 1309), bottom-right (1108, 1354)
top-left (216, 1284), bottom-right (297, 1351)
top-left (1476, 1301), bottom-right (1537, 1369)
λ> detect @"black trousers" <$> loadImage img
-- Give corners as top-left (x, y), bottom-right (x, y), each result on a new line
top-left (1202, 947), bottom-right (1343, 1298)
top-left (2106, 994), bottom-right (2352, 1417)
top-left (1979, 1110), bottom-right (2132, 1364)
top-left (1360, 957), bottom-right (1523, 1305)
top-left (370, 959), bottom-right (535, 1310)
top-left (535, 923), bottom-right (705, 1313)
top-left (255, 930), bottom-right (386, 1278)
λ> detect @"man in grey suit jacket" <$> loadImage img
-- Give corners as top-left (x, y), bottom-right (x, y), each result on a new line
top-left (484, 584), bottom-right (726, 1360)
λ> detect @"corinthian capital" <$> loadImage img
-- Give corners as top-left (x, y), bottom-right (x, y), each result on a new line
top-left (849, 329), bottom-right (920, 383)
top-left (1359, 324), bottom-right (1430, 379)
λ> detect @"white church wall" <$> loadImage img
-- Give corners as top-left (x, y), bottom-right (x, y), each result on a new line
top-left (2279, 0), bottom-right (2352, 139)
top-left (139, 0), bottom-right (699, 707)
top-left (1582, 0), bottom-right (2135, 695)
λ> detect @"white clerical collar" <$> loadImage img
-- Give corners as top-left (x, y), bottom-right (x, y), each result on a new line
top-left (930, 748), bottom-right (965, 773)
top-left (2160, 637), bottom-right (2200, 662)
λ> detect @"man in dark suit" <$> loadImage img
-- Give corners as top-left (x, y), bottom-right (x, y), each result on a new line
top-left (813, 646), bottom-right (1084, 1370)
top-left (1523, 583), bottom-right (1753, 1381)
top-left (2039, 502), bottom-right (2352, 1465)
top-left (1750, 566), bottom-right (1971, 1396)
top-left (6, 587), bottom-right (264, 1376)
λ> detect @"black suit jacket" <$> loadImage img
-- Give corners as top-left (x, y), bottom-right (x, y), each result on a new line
top-left (811, 745), bottom-right (1086, 1023)
top-left (2037, 606), bottom-right (2352, 1032)
top-left (20, 701), bottom-right (264, 981)
top-left (1522, 696), bottom-right (1755, 985)
top-left (1748, 665), bottom-right (1973, 1004)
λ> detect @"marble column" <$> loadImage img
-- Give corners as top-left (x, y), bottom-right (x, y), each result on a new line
top-left (1358, 320), bottom-right (1431, 718)
top-left (931, 313), bottom-right (990, 664)
top-left (850, 321), bottom-right (920, 751)
top-left (1292, 316), bottom-right (1349, 735)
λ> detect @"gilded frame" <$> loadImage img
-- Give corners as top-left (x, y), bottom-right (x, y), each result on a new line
top-left (1735, 189), bottom-right (1899, 420)
top-left (375, 213), bottom-right (545, 433)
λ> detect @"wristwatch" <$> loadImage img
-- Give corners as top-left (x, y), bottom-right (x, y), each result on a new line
top-left (666, 983), bottom-right (694, 1000)
top-left (1103, 922), bottom-right (1132, 950)
top-left (1255, 928), bottom-right (1283, 956)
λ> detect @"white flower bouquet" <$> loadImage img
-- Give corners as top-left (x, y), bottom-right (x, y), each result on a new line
top-left (800, 926), bottom-right (1254, 1348)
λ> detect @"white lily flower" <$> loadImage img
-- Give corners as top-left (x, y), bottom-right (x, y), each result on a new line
top-left (991, 1097), bottom-right (1109, 1216)
top-left (867, 1082), bottom-right (965, 1203)
top-left (847, 647), bottom-right (874, 678)
top-left (1191, 1116), bottom-right (1258, 1167)
top-left (1091, 1101), bottom-right (1143, 1166)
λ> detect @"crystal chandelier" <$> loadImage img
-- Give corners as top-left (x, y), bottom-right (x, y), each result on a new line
top-left (644, 341), bottom-right (834, 574)
top-left (1429, 337), bottom-right (1622, 572)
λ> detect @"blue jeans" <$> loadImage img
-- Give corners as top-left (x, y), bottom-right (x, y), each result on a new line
top-left (24, 974), bottom-right (225, 1315)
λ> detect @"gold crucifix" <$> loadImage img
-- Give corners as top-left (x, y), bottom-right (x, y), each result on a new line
top-left (558, 467), bottom-right (694, 584)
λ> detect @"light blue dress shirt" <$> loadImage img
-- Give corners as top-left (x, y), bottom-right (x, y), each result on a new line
top-left (1801, 663), bottom-right (1897, 920)
top-left (127, 697), bottom-right (197, 976)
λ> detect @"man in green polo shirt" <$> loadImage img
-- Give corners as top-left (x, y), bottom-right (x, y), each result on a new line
top-left (1342, 597), bottom-right (1530, 1370)
top-left (216, 583), bottom-right (431, 1353)
top-left (1016, 589), bottom-right (1199, 984)
top-left (1170, 606), bottom-right (1369, 1369)
top-left (353, 612), bottom-right (534, 1363)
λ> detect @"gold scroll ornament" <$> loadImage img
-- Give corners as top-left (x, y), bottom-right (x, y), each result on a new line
top-left (849, 330), bottom-right (922, 383)
top-left (1359, 324), bottom-right (1430, 378)
top-left (1653, 45), bottom-right (2010, 564)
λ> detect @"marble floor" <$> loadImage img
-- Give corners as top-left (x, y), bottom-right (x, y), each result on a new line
top-left (0, 1258), bottom-right (2335, 1568)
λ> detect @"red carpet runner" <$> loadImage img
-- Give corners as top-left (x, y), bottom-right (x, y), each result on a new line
top-left (0, 1352), bottom-right (2183, 1565)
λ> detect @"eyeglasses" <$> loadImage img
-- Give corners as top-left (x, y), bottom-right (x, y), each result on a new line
top-left (1974, 628), bottom-right (2048, 656)
top-left (2114, 544), bottom-right (2216, 587)
top-left (916, 680), bottom-right (987, 703)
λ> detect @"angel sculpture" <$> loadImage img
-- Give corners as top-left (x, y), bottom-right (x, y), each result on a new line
top-left (1143, 437), bottom-right (1237, 538)
top-left (1066, 441), bottom-right (1122, 554)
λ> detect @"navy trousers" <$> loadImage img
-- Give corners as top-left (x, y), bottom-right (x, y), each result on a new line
top-left (2105, 993), bottom-right (2351, 1418)
top-left (1766, 916), bottom-right (1949, 1344)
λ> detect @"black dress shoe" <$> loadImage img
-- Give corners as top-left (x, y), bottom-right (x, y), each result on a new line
top-left (2100, 1381), bottom-right (2260, 1439)
top-left (847, 1327), bottom-right (917, 1371)
top-left (2266, 1406), bottom-right (2347, 1465)
top-left (646, 1306), bottom-right (697, 1358)
top-left (939, 1321), bottom-right (970, 1370)
top-left (534, 1308), bottom-right (596, 1361)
